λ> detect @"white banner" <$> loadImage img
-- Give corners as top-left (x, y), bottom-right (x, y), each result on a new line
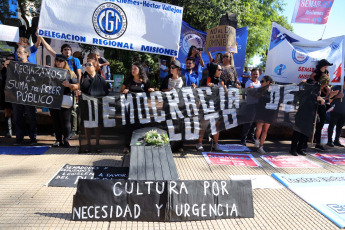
top-left (0, 24), bottom-right (19, 43)
top-left (266, 22), bottom-right (345, 85)
top-left (38, 0), bottom-right (183, 56)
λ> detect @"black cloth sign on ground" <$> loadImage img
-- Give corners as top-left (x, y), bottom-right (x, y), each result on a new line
top-left (5, 61), bottom-right (67, 109)
top-left (47, 164), bottom-right (129, 187)
top-left (78, 84), bottom-right (319, 146)
top-left (72, 179), bottom-right (253, 221)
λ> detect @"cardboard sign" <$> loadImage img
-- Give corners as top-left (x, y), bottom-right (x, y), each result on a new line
top-left (261, 155), bottom-right (322, 168)
top-left (5, 61), bottom-right (67, 108)
top-left (202, 153), bottom-right (261, 167)
top-left (205, 25), bottom-right (237, 53)
top-left (47, 164), bottom-right (129, 187)
top-left (72, 179), bottom-right (254, 221)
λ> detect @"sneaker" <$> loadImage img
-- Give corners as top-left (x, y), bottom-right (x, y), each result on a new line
top-left (254, 139), bottom-right (260, 148)
top-left (315, 144), bottom-right (326, 151)
top-left (326, 142), bottom-right (334, 147)
top-left (213, 143), bottom-right (221, 151)
top-left (257, 146), bottom-right (266, 154)
top-left (63, 141), bottom-right (71, 148)
top-left (69, 132), bottom-right (77, 140)
top-left (30, 139), bottom-right (38, 146)
top-left (196, 143), bottom-right (204, 151)
top-left (240, 139), bottom-right (246, 146)
top-left (333, 140), bottom-right (344, 147)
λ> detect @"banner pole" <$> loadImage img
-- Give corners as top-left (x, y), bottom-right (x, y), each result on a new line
top-left (320, 25), bottom-right (327, 40)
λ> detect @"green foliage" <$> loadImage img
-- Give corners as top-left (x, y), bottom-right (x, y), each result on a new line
top-left (144, 130), bottom-right (170, 146)
top-left (0, 0), bottom-right (17, 24)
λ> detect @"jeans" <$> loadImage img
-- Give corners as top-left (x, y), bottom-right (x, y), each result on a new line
top-left (328, 111), bottom-right (345, 143)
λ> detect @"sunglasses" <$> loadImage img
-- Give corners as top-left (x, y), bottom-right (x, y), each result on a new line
top-left (217, 69), bottom-right (223, 71)
top-left (16, 51), bottom-right (25, 54)
top-left (55, 58), bottom-right (65, 63)
top-left (260, 80), bottom-right (265, 83)
top-left (223, 55), bottom-right (229, 58)
top-left (171, 66), bottom-right (178, 69)
top-left (84, 63), bottom-right (93, 67)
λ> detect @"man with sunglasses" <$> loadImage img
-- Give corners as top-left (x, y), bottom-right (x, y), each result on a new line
top-left (240, 68), bottom-right (261, 146)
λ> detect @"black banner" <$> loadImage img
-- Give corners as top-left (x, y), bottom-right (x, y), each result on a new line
top-left (79, 84), bottom-right (319, 143)
top-left (5, 61), bottom-right (67, 109)
top-left (47, 164), bottom-right (129, 187)
top-left (72, 180), bottom-right (253, 221)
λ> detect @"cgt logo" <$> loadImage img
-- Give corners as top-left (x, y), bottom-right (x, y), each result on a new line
top-left (92, 3), bottom-right (127, 40)
top-left (274, 64), bottom-right (286, 75)
top-left (292, 48), bottom-right (309, 64)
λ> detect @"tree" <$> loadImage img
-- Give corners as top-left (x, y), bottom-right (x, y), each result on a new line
top-left (0, 0), bottom-right (17, 24)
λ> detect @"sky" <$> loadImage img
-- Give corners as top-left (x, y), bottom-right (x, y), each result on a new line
top-left (281, 0), bottom-right (345, 41)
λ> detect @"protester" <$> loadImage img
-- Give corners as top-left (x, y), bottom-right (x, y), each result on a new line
top-left (241, 66), bottom-right (251, 88)
top-left (160, 60), bottom-right (186, 152)
top-left (196, 62), bottom-right (225, 151)
top-left (40, 37), bottom-right (81, 139)
top-left (208, 52), bottom-right (240, 88)
top-left (255, 76), bottom-right (276, 154)
top-left (240, 68), bottom-right (261, 146)
top-left (160, 60), bottom-right (186, 92)
top-left (207, 52), bottom-right (223, 64)
top-left (50, 55), bottom-right (79, 148)
top-left (14, 37), bottom-right (41, 64)
top-left (94, 51), bottom-right (110, 78)
top-left (1, 54), bottom-right (15, 138)
top-left (185, 45), bottom-right (205, 74)
top-left (183, 57), bottom-right (199, 88)
top-left (309, 59), bottom-right (333, 83)
top-left (142, 60), bottom-right (150, 75)
top-left (327, 78), bottom-right (345, 147)
top-left (160, 60), bottom-right (169, 84)
top-left (5, 47), bottom-right (37, 146)
top-left (79, 58), bottom-right (109, 153)
top-left (120, 63), bottom-right (154, 153)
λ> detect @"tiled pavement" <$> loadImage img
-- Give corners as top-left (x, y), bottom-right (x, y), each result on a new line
top-left (0, 135), bottom-right (344, 230)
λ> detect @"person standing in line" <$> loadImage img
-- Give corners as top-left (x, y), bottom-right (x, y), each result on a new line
top-left (185, 45), bottom-right (205, 75)
top-left (241, 66), bottom-right (251, 88)
top-left (5, 47), bottom-right (37, 146)
top-left (240, 68), bottom-right (261, 146)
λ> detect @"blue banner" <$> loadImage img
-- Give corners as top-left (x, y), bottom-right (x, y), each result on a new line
top-left (177, 21), bottom-right (248, 80)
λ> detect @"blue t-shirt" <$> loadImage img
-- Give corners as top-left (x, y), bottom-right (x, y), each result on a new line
top-left (14, 45), bottom-right (38, 64)
top-left (183, 69), bottom-right (199, 86)
top-left (160, 64), bottom-right (168, 79)
top-left (57, 54), bottom-right (81, 72)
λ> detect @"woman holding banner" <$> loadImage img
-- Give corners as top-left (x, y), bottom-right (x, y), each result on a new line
top-left (80, 58), bottom-right (109, 153)
top-left (254, 76), bottom-right (276, 154)
top-left (121, 63), bottom-right (154, 153)
top-left (196, 62), bottom-right (225, 151)
top-left (50, 54), bottom-right (79, 148)
top-left (185, 45), bottom-right (205, 74)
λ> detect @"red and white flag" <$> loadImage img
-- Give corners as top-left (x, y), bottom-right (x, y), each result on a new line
top-left (291, 0), bottom-right (334, 25)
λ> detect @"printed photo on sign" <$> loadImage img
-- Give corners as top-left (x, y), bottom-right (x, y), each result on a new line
top-left (202, 152), bottom-right (261, 167)
top-left (261, 155), bottom-right (322, 168)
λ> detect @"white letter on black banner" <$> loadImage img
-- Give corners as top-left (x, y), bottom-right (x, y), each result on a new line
top-left (121, 94), bottom-right (135, 125)
top-left (102, 96), bottom-right (116, 127)
top-left (83, 94), bottom-right (98, 128)
top-left (150, 91), bottom-right (166, 123)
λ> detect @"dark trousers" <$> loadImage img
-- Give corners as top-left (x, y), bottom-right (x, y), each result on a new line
top-left (291, 131), bottom-right (308, 152)
top-left (12, 104), bottom-right (36, 143)
top-left (241, 122), bottom-right (256, 141)
top-left (315, 105), bottom-right (326, 144)
top-left (50, 107), bottom-right (72, 144)
top-left (328, 111), bottom-right (345, 143)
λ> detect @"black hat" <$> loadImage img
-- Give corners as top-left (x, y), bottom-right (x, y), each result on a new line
top-left (55, 54), bottom-right (67, 61)
top-left (171, 60), bottom-right (181, 68)
top-left (318, 59), bottom-right (333, 68)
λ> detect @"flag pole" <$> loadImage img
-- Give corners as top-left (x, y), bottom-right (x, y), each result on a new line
top-left (320, 25), bottom-right (327, 40)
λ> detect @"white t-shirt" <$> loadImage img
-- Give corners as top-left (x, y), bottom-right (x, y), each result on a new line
top-left (245, 79), bottom-right (261, 88)
top-left (168, 77), bottom-right (184, 89)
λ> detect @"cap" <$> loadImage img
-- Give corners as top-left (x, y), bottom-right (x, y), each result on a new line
top-left (171, 60), bottom-right (181, 68)
top-left (318, 59), bottom-right (333, 68)
top-left (55, 54), bottom-right (67, 61)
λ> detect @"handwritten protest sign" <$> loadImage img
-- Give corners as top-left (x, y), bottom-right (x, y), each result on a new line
top-left (205, 25), bottom-right (237, 53)
top-left (5, 61), bottom-right (67, 109)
